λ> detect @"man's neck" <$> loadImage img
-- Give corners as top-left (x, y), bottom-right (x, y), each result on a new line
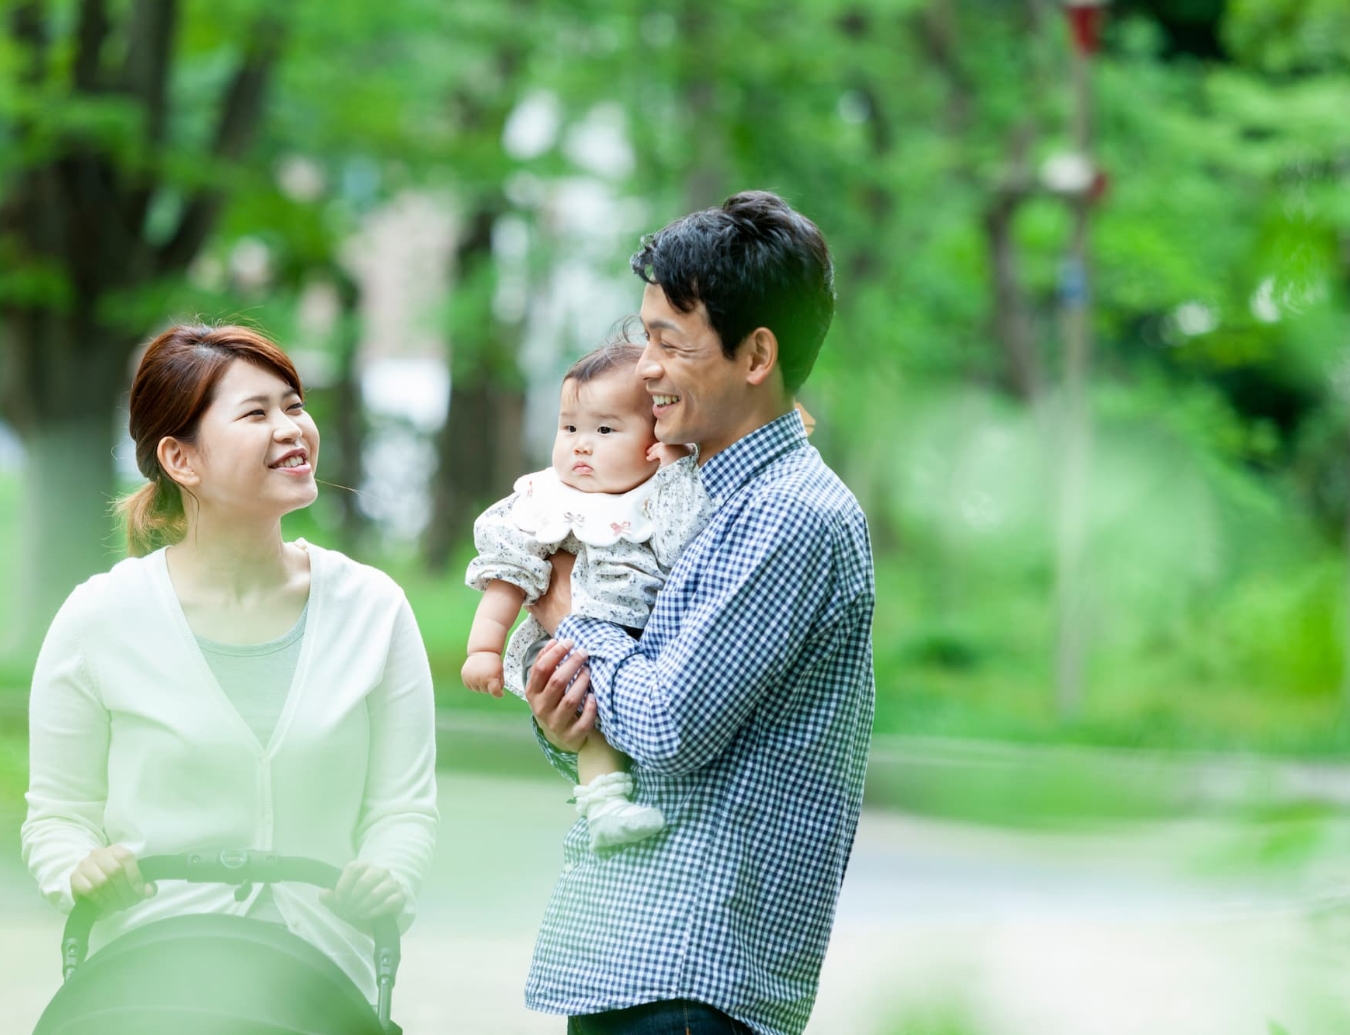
top-left (695, 398), bottom-right (794, 467)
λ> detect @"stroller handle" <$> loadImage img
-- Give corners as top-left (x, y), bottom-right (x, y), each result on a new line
top-left (61, 850), bottom-right (401, 1032)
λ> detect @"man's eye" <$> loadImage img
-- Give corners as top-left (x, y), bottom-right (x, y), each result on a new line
top-left (597, 427), bottom-right (613, 435)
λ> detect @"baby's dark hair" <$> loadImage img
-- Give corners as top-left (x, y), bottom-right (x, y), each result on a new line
top-left (563, 328), bottom-right (645, 385)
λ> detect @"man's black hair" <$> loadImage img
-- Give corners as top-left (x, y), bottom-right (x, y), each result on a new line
top-left (630, 190), bottom-right (835, 393)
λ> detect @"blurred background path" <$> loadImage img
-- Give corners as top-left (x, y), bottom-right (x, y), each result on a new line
top-left (6, 770), bottom-right (1350, 1035)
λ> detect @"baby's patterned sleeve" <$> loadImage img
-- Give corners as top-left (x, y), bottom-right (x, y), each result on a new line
top-left (464, 494), bottom-right (554, 603)
top-left (649, 457), bottom-right (714, 569)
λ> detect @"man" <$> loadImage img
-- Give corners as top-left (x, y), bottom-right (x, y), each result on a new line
top-left (523, 190), bottom-right (875, 1035)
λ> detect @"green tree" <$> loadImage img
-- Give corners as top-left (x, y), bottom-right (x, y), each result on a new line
top-left (0, 0), bottom-right (462, 647)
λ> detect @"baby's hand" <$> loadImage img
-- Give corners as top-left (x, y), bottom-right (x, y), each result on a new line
top-left (647, 442), bottom-right (692, 466)
top-left (462, 651), bottom-right (506, 698)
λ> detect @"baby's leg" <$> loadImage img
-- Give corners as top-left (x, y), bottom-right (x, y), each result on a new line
top-left (577, 731), bottom-right (630, 784)
top-left (573, 732), bottom-right (665, 851)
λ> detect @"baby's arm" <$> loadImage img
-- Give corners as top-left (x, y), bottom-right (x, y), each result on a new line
top-left (462, 580), bottom-right (527, 698)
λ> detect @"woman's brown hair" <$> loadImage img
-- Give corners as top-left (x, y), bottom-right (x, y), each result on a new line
top-left (116, 324), bottom-right (303, 557)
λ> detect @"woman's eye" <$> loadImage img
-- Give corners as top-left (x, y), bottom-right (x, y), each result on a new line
top-left (247, 409), bottom-right (266, 418)
top-left (288, 401), bottom-right (305, 412)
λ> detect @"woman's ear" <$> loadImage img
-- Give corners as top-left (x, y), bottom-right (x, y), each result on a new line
top-left (157, 436), bottom-right (199, 489)
top-left (743, 327), bottom-right (779, 387)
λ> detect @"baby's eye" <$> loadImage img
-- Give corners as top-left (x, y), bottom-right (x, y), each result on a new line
top-left (597, 426), bottom-right (614, 435)
top-left (562, 425), bottom-right (576, 433)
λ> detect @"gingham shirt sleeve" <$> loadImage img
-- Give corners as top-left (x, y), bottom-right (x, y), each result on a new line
top-left (530, 718), bottom-right (580, 783)
top-left (557, 495), bottom-right (837, 776)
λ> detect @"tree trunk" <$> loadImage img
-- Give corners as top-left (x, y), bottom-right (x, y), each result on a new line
top-left (1, 311), bottom-right (129, 658)
top-left (422, 206), bottom-right (525, 572)
top-left (679, 3), bottom-right (727, 211)
top-left (329, 270), bottom-right (369, 553)
top-left (11, 414), bottom-right (121, 654)
top-left (984, 157), bottom-right (1043, 403)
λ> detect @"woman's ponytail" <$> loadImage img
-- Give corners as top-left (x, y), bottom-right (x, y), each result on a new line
top-left (114, 477), bottom-right (186, 557)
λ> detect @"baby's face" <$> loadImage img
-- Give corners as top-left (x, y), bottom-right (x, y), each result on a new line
top-left (552, 371), bottom-right (660, 494)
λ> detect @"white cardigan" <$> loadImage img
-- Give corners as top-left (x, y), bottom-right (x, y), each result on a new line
top-left (21, 543), bottom-right (438, 1000)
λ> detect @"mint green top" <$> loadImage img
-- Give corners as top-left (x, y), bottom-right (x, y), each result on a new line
top-left (196, 605), bottom-right (308, 747)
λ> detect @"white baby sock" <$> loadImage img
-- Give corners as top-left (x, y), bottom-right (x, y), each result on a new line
top-left (574, 771), bottom-right (666, 851)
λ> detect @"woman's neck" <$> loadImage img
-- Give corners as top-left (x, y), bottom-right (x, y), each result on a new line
top-left (167, 515), bottom-right (295, 604)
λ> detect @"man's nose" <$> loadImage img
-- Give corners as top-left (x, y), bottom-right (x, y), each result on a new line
top-left (637, 342), bottom-right (662, 379)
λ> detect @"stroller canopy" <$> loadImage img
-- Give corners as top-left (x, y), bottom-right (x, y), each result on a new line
top-left (34, 913), bottom-right (386, 1035)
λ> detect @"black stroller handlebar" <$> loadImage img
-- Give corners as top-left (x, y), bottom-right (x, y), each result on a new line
top-left (61, 850), bottom-right (401, 1032)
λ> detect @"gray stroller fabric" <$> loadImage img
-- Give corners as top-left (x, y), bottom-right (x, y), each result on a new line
top-left (33, 913), bottom-right (388, 1035)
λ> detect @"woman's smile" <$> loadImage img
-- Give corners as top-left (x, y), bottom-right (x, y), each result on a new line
top-left (269, 448), bottom-right (311, 474)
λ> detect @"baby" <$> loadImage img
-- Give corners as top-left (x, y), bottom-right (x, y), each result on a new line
top-left (462, 339), bottom-right (710, 850)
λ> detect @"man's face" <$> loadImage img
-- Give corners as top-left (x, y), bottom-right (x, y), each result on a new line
top-left (636, 283), bottom-right (747, 463)
top-left (551, 372), bottom-right (659, 494)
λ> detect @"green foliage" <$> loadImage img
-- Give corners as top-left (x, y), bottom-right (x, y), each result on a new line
top-left (3, 0), bottom-right (1350, 770)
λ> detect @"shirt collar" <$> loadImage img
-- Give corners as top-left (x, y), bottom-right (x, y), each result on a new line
top-left (698, 408), bottom-right (808, 506)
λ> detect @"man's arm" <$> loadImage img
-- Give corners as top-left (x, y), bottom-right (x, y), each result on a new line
top-left (534, 499), bottom-right (841, 777)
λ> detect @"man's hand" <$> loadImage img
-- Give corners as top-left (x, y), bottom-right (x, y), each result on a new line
top-left (70, 845), bottom-right (157, 914)
top-left (320, 861), bottom-right (407, 924)
top-left (462, 650), bottom-right (505, 698)
top-left (647, 441), bottom-right (692, 466)
top-left (526, 551), bottom-right (576, 636)
top-left (525, 638), bottom-right (596, 753)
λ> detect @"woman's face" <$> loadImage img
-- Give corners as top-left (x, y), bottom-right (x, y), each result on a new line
top-left (174, 359), bottom-right (320, 521)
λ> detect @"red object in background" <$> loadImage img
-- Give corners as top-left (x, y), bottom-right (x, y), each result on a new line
top-left (1064, 2), bottom-right (1107, 55)
top-left (1089, 168), bottom-right (1110, 204)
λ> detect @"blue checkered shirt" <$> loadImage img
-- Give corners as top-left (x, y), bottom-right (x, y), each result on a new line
top-left (525, 409), bottom-right (875, 1035)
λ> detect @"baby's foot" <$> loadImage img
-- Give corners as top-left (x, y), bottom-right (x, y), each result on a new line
top-left (574, 772), bottom-right (666, 851)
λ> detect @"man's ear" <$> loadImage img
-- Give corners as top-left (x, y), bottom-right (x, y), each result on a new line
top-left (742, 327), bottom-right (779, 387)
top-left (157, 436), bottom-right (199, 489)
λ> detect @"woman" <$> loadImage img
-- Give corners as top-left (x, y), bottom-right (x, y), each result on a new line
top-left (21, 323), bottom-right (438, 1002)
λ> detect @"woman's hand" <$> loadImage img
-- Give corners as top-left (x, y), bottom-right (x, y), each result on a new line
top-left (320, 861), bottom-right (406, 923)
top-left (70, 845), bottom-right (157, 913)
top-left (461, 650), bottom-right (505, 697)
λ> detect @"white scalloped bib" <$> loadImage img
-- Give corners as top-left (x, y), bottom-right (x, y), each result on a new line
top-left (509, 468), bottom-right (659, 548)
